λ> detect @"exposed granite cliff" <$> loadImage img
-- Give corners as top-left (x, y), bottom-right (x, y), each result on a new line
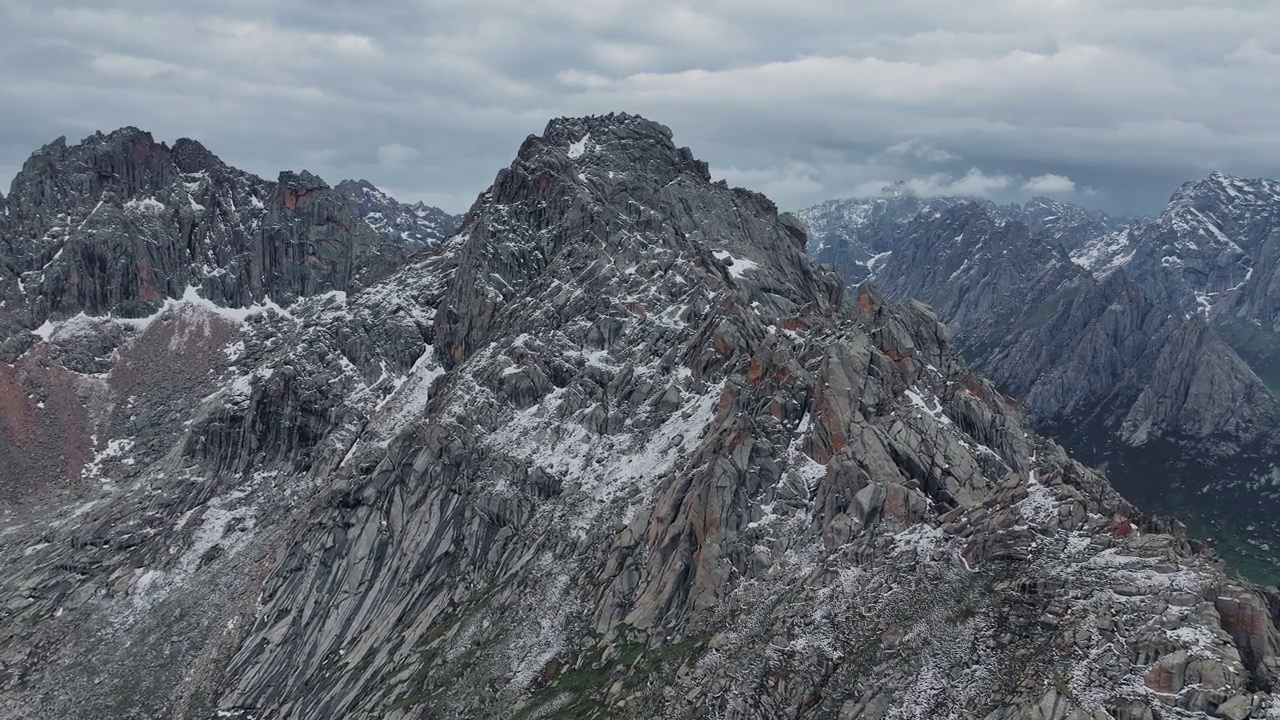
top-left (0, 128), bottom-right (407, 355)
top-left (1, 116), bottom-right (1278, 720)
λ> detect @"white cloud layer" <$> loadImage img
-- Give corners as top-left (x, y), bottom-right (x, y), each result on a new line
top-left (377, 143), bottom-right (421, 167)
top-left (0, 0), bottom-right (1277, 214)
top-left (1022, 173), bottom-right (1077, 193)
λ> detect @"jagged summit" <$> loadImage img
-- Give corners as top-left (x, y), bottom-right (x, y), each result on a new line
top-left (277, 169), bottom-right (329, 190)
top-left (540, 111), bottom-right (677, 145)
top-left (334, 177), bottom-right (460, 250)
top-left (1166, 172), bottom-right (1280, 224)
top-left (170, 137), bottom-right (226, 173)
top-left (439, 111), bottom-right (833, 371)
top-left (1173, 171), bottom-right (1280, 200)
top-left (481, 112), bottom-right (712, 209)
top-left (335, 178), bottom-right (381, 194)
top-left (2, 116), bottom-right (1279, 720)
top-left (0, 127), bottom-right (411, 340)
top-left (73, 126), bottom-right (160, 150)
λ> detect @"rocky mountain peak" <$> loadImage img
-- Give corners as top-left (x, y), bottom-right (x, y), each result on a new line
top-left (1163, 172), bottom-right (1280, 245)
top-left (74, 126), bottom-right (164, 157)
top-left (1173, 171), bottom-right (1280, 204)
top-left (334, 178), bottom-right (460, 250)
top-left (170, 137), bottom-right (226, 174)
top-left (0, 127), bottom-right (412, 338)
top-left (440, 112), bottom-right (837, 369)
top-left (4, 116), bottom-right (1280, 720)
top-left (540, 112), bottom-right (675, 147)
top-left (1019, 194), bottom-right (1109, 226)
top-left (278, 169), bottom-right (328, 191)
top-left (334, 177), bottom-right (381, 196)
top-left (488, 113), bottom-right (711, 207)
top-left (7, 127), bottom-right (177, 231)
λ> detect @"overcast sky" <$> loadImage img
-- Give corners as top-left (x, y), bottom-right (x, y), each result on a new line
top-left (2, 1), bottom-right (1278, 216)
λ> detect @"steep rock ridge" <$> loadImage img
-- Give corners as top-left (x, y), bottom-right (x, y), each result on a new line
top-left (0, 128), bottom-right (406, 353)
top-left (203, 115), bottom-right (1280, 719)
top-left (2, 115), bottom-right (1279, 720)
top-left (335, 179), bottom-right (461, 251)
top-left (806, 187), bottom-right (1280, 582)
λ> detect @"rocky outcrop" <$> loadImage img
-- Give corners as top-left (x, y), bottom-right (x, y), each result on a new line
top-left (2, 114), bottom-right (1279, 720)
top-left (0, 128), bottom-right (407, 340)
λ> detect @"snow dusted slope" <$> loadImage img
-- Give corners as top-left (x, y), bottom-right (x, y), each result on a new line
top-left (1012, 195), bottom-right (1120, 254)
top-left (1, 116), bottom-right (1279, 720)
top-left (0, 247), bottom-right (456, 718)
top-left (1072, 173), bottom-right (1280, 385)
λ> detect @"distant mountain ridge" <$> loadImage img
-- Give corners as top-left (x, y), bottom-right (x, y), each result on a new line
top-left (798, 176), bottom-right (1280, 581)
top-left (0, 129), bottom-right (455, 361)
top-left (796, 192), bottom-right (1123, 287)
top-left (335, 179), bottom-right (460, 250)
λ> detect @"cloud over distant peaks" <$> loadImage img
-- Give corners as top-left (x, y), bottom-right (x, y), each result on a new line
top-left (1022, 173), bottom-right (1077, 194)
top-left (0, 0), bottom-right (1277, 214)
top-left (911, 168), bottom-right (1014, 198)
top-left (835, 165), bottom-right (1081, 203)
top-left (377, 143), bottom-right (422, 167)
top-left (880, 140), bottom-right (960, 164)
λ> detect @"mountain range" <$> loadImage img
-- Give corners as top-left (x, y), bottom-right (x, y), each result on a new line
top-left (798, 177), bottom-right (1280, 583)
top-left (1, 116), bottom-right (1278, 720)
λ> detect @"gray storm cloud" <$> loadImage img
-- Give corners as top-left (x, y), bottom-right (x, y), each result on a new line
top-left (1, 0), bottom-right (1277, 215)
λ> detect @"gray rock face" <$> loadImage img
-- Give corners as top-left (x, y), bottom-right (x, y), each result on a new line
top-left (0, 128), bottom-right (406, 340)
top-left (795, 192), bottom-right (974, 286)
top-left (1071, 174), bottom-right (1280, 388)
top-left (2, 114), bottom-right (1280, 720)
top-left (335, 179), bottom-right (460, 251)
top-left (866, 202), bottom-right (1093, 359)
top-left (1011, 196), bottom-right (1120, 254)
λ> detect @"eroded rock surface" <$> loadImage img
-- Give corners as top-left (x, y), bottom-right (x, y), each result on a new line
top-left (1, 115), bottom-right (1278, 720)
